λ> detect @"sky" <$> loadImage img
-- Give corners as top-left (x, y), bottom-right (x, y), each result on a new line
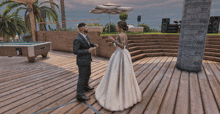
top-left (0, 0), bottom-right (220, 31)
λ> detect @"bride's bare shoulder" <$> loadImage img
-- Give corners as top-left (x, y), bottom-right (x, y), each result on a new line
top-left (118, 33), bottom-right (127, 38)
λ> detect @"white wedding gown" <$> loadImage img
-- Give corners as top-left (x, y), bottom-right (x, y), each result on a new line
top-left (95, 33), bottom-right (142, 111)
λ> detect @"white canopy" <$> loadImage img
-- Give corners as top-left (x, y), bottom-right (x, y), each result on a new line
top-left (89, 3), bottom-right (133, 33)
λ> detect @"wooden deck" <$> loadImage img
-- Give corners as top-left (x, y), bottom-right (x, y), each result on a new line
top-left (0, 51), bottom-right (219, 114)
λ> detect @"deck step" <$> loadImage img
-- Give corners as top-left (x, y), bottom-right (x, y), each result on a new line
top-left (203, 55), bottom-right (220, 62)
top-left (139, 52), bottom-right (220, 62)
top-left (128, 39), bottom-right (179, 42)
top-left (142, 49), bottom-right (178, 53)
top-left (204, 52), bottom-right (220, 57)
top-left (131, 53), bottom-right (146, 62)
top-left (128, 42), bottom-right (179, 47)
top-left (205, 48), bottom-right (220, 53)
top-left (128, 47), bottom-right (138, 52)
top-left (128, 37), bottom-right (220, 41)
top-left (144, 52), bottom-right (178, 57)
top-left (128, 41), bottom-right (220, 46)
top-left (134, 45), bottom-right (220, 50)
top-left (137, 45), bottom-right (179, 49)
top-left (128, 37), bottom-right (179, 40)
top-left (130, 50), bottom-right (142, 56)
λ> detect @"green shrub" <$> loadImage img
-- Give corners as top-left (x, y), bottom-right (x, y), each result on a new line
top-left (149, 28), bottom-right (159, 32)
top-left (87, 22), bottom-right (105, 32)
top-left (138, 23), bottom-right (150, 32)
top-left (104, 22), bottom-right (116, 33)
top-left (119, 12), bottom-right (128, 21)
top-left (87, 22), bottom-right (104, 27)
top-left (48, 25), bottom-right (76, 31)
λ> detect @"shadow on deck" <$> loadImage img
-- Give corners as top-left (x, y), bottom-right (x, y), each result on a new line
top-left (0, 51), bottom-right (219, 114)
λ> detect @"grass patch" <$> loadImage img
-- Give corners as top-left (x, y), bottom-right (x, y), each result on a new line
top-left (100, 32), bottom-right (220, 36)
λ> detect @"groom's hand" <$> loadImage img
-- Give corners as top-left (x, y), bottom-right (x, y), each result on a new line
top-left (94, 44), bottom-right (99, 48)
top-left (88, 47), bottom-right (95, 53)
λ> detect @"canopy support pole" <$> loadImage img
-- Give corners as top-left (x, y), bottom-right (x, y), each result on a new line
top-left (109, 13), bottom-right (110, 33)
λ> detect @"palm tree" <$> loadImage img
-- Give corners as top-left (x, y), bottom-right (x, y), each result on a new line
top-left (0, 0), bottom-right (59, 34)
top-left (0, 12), bottom-right (26, 42)
top-left (49, 0), bottom-right (60, 29)
top-left (176, 0), bottom-right (212, 72)
top-left (60, 0), bottom-right (66, 28)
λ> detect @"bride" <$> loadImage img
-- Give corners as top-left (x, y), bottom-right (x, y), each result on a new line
top-left (95, 21), bottom-right (142, 111)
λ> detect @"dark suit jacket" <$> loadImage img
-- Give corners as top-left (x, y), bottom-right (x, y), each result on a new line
top-left (73, 33), bottom-right (95, 66)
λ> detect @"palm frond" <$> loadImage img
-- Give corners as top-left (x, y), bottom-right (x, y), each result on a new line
top-left (14, 7), bottom-right (27, 16)
top-left (39, 1), bottom-right (59, 9)
top-left (7, 2), bottom-right (24, 9)
top-left (0, 0), bottom-right (13, 8)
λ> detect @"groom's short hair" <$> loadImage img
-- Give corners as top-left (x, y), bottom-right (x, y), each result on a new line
top-left (78, 23), bottom-right (86, 30)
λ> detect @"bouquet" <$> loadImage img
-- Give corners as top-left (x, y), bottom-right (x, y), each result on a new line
top-left (108, 36), bottom-right (117, 45)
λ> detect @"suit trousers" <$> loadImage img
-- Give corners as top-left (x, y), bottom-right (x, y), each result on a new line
top-left (77, 64), bottom-right (91, 95)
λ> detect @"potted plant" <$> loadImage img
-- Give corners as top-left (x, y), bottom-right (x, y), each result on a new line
top-left (87, 22), bottom-right (104, 33)
top-left (119, 12), bottom-right (128, 21)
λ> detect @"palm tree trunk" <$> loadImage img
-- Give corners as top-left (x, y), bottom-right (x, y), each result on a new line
top-left (49, 0), bottom-right (60, 30)
top-left (27, 4), bottom-right (37, 41)
top-left (176, 0), bottom-right (212, 72)
top-left (60, 0), bottom-right (66, 28)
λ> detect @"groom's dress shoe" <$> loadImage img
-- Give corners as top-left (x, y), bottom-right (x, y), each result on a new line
top-left (76, 95), bottom-right (90, 101)
top-left (84, 86), bottom-right (94, 92)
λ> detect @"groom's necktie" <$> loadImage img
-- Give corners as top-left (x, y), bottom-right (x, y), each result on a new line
top-left (85, 35), bottom-right (90, 46)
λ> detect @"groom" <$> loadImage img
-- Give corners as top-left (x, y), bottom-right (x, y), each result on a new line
top-left (73, 23), bottom-right (99, 101)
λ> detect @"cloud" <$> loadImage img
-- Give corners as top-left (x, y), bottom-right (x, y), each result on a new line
top-left (37, 0), bottom-right (183, 10)
top-left (134, 0), bottom-right (183, 9)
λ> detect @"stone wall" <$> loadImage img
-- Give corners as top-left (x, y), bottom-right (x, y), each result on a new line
top-left (36, 31), bottom-right (116, 59)
top-left (36, 31), bottom-right (220, 60)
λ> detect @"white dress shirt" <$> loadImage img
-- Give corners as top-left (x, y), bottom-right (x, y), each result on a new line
top-left (79, 32), bottom-right (90, 45)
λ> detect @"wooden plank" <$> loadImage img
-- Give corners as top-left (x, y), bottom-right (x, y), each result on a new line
top-left (158, 62), bottom-right (181, 114)
top-left (0, 61), bottom-right (80, 94)
top-left (174, 71), bottom-right (189, 114)
top-left (0, 60), bottom-right (105, 99)
top-left (98, 108), bottom-right (113, 114)
top-left (113, 57), bottom-right (165, 114)
top-left (81, 102), bottom-right (102, 114)
top-left (49, 58), bottom-right (149, 114)
top-left (198, 66), bottom-right (219, 114)
top-left (38, 58), bottom-right (144, 114)
top-left (98, 57), bottom-right (159, 113)
top-left (40, 78), bottom-right (102, 114)
top-left (133, 57), bottom-right (153, 71)
top-left (138, 57), bottom-right (164, 92)
top-left (0, 62), bottom-right (107, 113)
top-left (189, 72), bottom-right (204, 114)
top-left (128, 57), bottom-right (172, 114)
top-left (209, 61), bottom-right (220, 84)
top-left (143, 57), bottom-right (177, 114)
top-left (83, 57), bottom-right (154, 114)
top-left (26, 77), bottom-right (103, 114)
top-left (202, 60), bottom-right (220, 109)
top-left (0, 57), bottom-right (77, 83)
top-left (8, 63), bottom-right (108, 114)
top-left (0, 55), bottom-right (73, 77)
top-left (0, 61), bottom-right (106, 108)
top-left (0, 63), bottom-right (77, 94)
top-left (48, 67), bottom-right (109, 114)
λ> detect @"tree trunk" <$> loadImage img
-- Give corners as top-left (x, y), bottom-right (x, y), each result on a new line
top-left (176, 0), bottom-right (212, 72)
top-left (49, 0), bottom-right (60, 30)
top-left (27, 4), bottom-right (37, 42)
top-left (60, 0), bottom-right (66, 28)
